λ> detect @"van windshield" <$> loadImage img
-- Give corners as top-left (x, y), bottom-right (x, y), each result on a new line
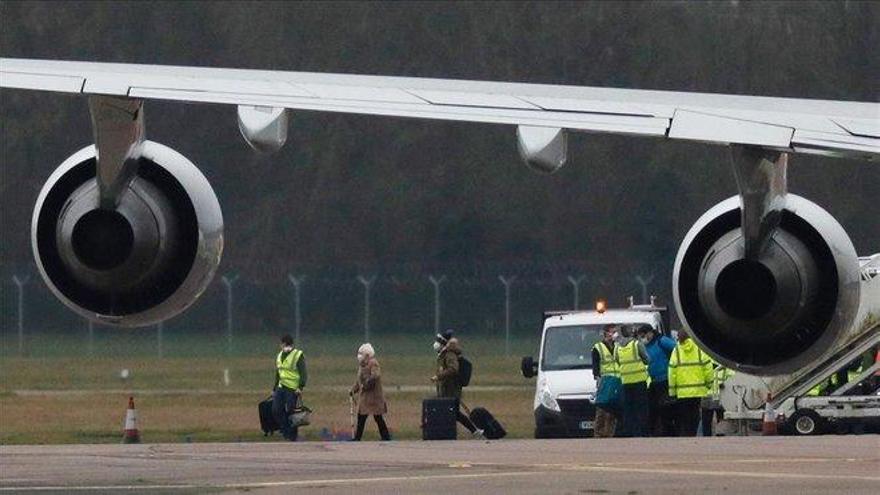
top-left (541, 324), bottom-right (604, 371)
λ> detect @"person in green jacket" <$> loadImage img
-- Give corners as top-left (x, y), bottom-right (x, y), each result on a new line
top-left (668, 329), bottom-right (713, 436)
top-left (431, 329), bottom-right (483, 438)
top-left (273, 334), bottom-right (308, 441)
top-left (701, 357), bottom-right (734, 436)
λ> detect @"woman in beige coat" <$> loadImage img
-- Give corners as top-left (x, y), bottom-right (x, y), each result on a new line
top-left (350, 343), bottom-right (391, 441)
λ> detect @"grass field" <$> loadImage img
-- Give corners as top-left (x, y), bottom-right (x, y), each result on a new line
top-left (0, 333), bottom-right (540, 444)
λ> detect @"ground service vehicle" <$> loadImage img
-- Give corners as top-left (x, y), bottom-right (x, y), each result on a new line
top-left (521, 298), bottom-right (668, 438)
top-left (720, 255), bottom-right (880, 435)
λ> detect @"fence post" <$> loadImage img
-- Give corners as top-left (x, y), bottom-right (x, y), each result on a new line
top-left (157, 321), bottom-right (164, 359)
top-left (567, 275), bottom-right (586, 309)
top-left (428, 275), bottom-right (446, 333)
top-left (357, 275), bottom-right (376, 342)
top-left (635, 274), bottom-right (655, 304)
top-left (87, 320), bottom-right (95, 356)
top-left (498, 275), bottom-right (516, 356)
top-left (288, 275), bottom-right (306, 344)
top-left (12, 275), bottom-right (29, 355)
top-left (221, 274), bottom-right (239, 355)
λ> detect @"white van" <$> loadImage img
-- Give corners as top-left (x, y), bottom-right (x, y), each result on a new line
top-left (521, 300), bottom-right (668, 438)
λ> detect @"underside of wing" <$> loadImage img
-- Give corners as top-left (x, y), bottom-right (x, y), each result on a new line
top-left (1, 58), bottom-right (877, 160)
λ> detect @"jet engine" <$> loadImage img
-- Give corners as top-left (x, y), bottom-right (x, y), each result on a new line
top-left (673, 195), bottom-right (862, 375)
top-left (31, 141), bottom-right (223, 327)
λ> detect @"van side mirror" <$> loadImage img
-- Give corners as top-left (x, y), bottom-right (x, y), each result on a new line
top-left (521, 356), bottom-right (538, 378)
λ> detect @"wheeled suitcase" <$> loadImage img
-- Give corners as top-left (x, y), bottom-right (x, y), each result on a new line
top-left (259, 396), bottom-right (278, 435)
top-left (469, 406), bottom-right (506, 439)
top-left (422, 398), bottom-right (458, 440)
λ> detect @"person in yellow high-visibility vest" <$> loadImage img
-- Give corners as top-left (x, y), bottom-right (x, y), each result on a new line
top-left (614, 324), bottom-right (650, 437)
top-left (807, 378), bottom-right (830, 397)
top-left (700, 357), bottom-right (734, 436)
top-left (668, 329), bottom-right (713, 436)
top-left (273, 334), bottom-right (308, 441)
top-left (592, 325), bottom-right (620, 438)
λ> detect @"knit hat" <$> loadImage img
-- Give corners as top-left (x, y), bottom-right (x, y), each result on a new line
top-left (358, 342), bottom-right (375, 358)
top-left (435, 329), bottom-right (454, 345)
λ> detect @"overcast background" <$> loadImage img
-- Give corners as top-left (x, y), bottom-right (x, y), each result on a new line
top-left (1, 1), bottom-right (877, 342)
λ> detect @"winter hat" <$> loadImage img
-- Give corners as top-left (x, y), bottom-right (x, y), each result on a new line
top-left (436, 329), bottom-right (454, 345)
top-left (358, 343), bottom-right (375, 358)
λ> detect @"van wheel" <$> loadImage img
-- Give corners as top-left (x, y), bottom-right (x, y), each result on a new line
top-left (789, 409), bottom-right (824, 436)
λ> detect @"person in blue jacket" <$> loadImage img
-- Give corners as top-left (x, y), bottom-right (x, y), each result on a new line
top-left (638, 324), bottom-right (677, 436)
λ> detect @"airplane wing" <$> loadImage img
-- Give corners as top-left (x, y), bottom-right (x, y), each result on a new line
top-left (1, 57), bottom-right (878, 160)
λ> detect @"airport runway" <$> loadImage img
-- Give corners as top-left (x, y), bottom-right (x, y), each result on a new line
top-left (2, 436), bottom-right (879, 494)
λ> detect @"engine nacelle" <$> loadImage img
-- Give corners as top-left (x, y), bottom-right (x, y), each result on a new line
top-left (32, 141), bottom-right (223, 327)
top-left (673, 195), bottom-right (861, 375)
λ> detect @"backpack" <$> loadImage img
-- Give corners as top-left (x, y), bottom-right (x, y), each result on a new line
top-left (458, 356), bottom-right (473, 387)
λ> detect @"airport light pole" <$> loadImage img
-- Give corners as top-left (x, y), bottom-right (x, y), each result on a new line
top-left (288, 275), bottom-right (306, 344)
top-left (156, 321), bottom-right (164, 359)
top-left (498, 275), bottom-right (516, 356)
top-left (87, 320), bottom-right (95, 356)
top-left (635, 274), bottom-right (655, 304)
top-left (221, 274), bottom-right (239, 355)
top-left (567, 275), bottom-right (586, 309)
top-left (12, 275), bottom-right (29, 355)
top-left (428, 275), bottom-right (446, 333)
top-left (357, 275), bottom-right (376, 342)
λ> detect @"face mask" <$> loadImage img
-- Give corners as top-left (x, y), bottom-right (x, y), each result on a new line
top-left (612, 332), bottom-right (620, 341)
top-left (281, 345), bottom-right (293, 352)
top-left (357, 353), bottom-right (365, 363)
top-left (432, 341), bottom-right (442, 352)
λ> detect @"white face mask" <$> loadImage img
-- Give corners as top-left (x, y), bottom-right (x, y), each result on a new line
top-left (432, 341), bottom-right (442, 352)
top-left (281, 345), bottom-right (293, 352)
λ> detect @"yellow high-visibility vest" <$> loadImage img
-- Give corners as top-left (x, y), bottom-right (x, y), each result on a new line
top-left (276, 349), bottom-right (303, 390)
top-left (847, 366), bottom-right (863, 384)
top-left (807, 379), bottom-right (829, 397)
top-left (615, 340), bottom-right (648, 385)
top-left (668, 340), bottom-right (713, 399)
top-left (709, 361), bottom-right (734, 399)
top-left (594, 342), bottom-right (619, 378)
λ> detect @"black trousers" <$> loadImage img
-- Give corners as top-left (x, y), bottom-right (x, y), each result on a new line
top-left (354, 414), bottom-right (391, 441)
top-left (648, 380), bottom-right (676, 437)
top-left (438, 393), bottom-right (477, 433)
top-left (457, 409), bottom-right (477, 433)
top-left (701, 406), bottom-right (722, 437)
top-left (619, 382), bottom-right (649, 437)
top-left (271, 387), bottom-right (299, 441)
top-left (675, 398), bottom-right (701, 437)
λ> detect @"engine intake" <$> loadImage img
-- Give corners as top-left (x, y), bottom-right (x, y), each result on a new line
top-left (32, 141), bottom-right (223, 327)
top-left (673, 195), bottom-right (861, 375)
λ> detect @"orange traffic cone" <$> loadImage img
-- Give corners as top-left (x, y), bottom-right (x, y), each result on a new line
top-left (122, 396), bottom-right (141, 444)
top-left (762, 393), bottom-right (777, 436)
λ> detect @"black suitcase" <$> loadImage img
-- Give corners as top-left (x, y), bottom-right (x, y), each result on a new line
top-left (469, 406), bottom-right (506, 439)
top-left (259, 396), bottom-right (279, 435)
top-left (422, 398), bottom-right (458, 440)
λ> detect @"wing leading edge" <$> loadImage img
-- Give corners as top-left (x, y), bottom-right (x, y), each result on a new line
top-left (1, 57), bottom-right (878, 159)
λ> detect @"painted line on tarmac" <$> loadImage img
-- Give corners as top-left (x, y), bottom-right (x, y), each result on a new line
top-left (588, 457), bottom-right (869, 467)
top-left (4, 462), bottom-right (879, 492)
top-left (0, 470), bottom-right (546, 492)
top-left (560, 464), bottom-right (880, 482)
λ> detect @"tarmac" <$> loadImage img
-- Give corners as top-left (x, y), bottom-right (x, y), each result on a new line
top-left (1, 436), bottom-right (879, 494)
